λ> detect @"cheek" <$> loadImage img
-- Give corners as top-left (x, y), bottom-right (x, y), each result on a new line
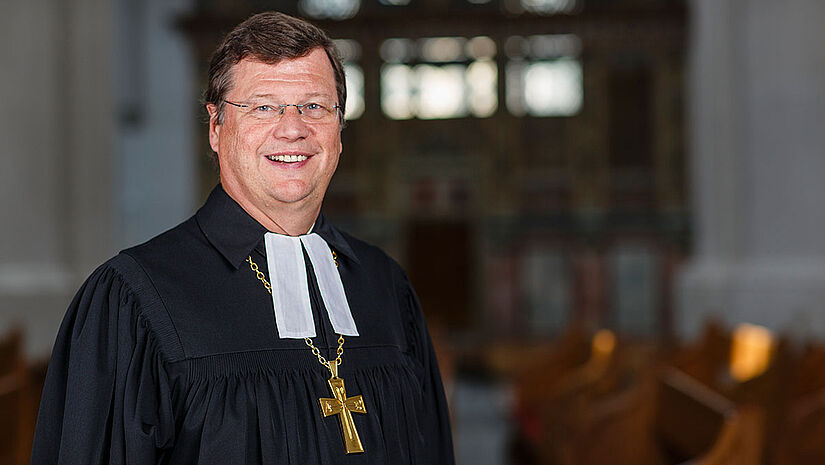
top-left (222, 126), bottom-right (264, 159)
top-left (323, 132), bottom-right (342, 161)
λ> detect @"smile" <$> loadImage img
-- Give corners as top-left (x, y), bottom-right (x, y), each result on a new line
top-left (266, 154), bottom-right (309, 163)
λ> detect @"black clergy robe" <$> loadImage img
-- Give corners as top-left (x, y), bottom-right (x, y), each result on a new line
top-left (31, 185), bottom-right (455, 465)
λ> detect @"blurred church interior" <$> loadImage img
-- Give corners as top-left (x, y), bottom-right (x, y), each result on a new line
top-left (4, 0), bottom-right (825, 463)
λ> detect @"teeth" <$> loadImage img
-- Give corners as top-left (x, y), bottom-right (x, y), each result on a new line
top-left (267, 154), bottom-right (308, 163)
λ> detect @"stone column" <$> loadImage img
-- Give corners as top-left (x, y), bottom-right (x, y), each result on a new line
top-left (678, 0), bottom-right (825, 338)
top-left (0, 0), bottom-right (114, 356)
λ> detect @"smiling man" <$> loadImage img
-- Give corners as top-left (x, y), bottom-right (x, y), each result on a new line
top-left (209, 48), bottom-right (343, 235)
top-left (31, 12), bottom-right (455, 465)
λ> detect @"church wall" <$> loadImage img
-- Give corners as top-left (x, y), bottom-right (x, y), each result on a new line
top-left (0, 0), bottom-right (64, 267)
top-left (114, 0), bottom-right (197, 249)
top-left (0, 0), bottom-right (115, 357)
top-left (0, 0), bottom-right (198, 357)
top-left (678, 0), bottom-right (825, 339)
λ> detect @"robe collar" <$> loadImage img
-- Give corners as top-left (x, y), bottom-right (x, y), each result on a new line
top-left (195, 184), bottom-right (360, 269)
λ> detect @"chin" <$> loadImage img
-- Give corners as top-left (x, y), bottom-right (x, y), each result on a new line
top-left (268, 189), bottom-right (315, 205)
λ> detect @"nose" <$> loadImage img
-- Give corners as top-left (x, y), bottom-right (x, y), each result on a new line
top-left (271, 106), bottom-right (310, 141)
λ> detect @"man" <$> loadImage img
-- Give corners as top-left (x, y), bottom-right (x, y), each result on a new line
top-left (31, 12), bottom-right (455, 465)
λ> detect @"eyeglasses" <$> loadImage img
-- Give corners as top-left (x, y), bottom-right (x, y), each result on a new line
top-left (223, 99), bottom-right (342, 124)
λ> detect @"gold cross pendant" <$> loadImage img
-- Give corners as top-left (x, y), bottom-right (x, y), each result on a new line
top-left (318, 360), bottom-right (367, 454)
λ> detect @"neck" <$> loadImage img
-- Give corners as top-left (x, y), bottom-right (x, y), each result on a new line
top-left (254, 204), bottom-right (318, 236)
top-left (222, 185), bottom-right (319, 236)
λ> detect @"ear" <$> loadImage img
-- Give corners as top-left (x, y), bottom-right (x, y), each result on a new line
top-left (206, 103), bottom-right (221, 154)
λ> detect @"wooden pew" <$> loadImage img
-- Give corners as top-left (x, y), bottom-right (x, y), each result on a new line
top-left (0, 328), bottom-right (47, 465)
top-left (773, 387), bottom-right (825, 465)
top-left (668, 321), bottom-right (731, 389)
top-left (554, 372), bottom-right (661, 465)
top-left (20, 359), bottom-right (48, 465)
top-left (528, 332), bottom-right (662, 465)
top-left (769, 341), bottom-right (825, 464)
top-left (509, 322), bottom-right (779, 465)
top-left (727, 338), bottom-right (792, 464)
top-left (0, 368), bottom-right (30, 465)
top-left (0, 326), bottom-right (23, 376)
top-left (508, 324), bottom-right (592, 457)
top-left (787, 343), bottom-right (825, 401)
top-left (0, 326), bottom-right (27, 465)
top-left (656, 367), bottom-right (764, 465)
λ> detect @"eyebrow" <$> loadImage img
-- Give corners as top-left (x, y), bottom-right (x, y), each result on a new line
top-left (247, 92), bottom-right (336, 101)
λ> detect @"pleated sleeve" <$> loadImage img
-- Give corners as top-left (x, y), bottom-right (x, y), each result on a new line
top-left (397, 269), bottom-right (456, 465)
top-left (31, 255), bottom-right (180, 465)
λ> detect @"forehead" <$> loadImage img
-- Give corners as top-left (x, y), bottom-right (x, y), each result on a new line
top-left (229, 47), bottom-right (337, 99)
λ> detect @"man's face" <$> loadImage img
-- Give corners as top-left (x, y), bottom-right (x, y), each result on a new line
top-left (207, 48), bottom-right (342, 219)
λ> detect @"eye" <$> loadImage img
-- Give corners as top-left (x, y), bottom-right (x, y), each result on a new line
top-left (254, 105), bottom-right (275, 112)
top-left (304, 102), bottom-right (324, 111)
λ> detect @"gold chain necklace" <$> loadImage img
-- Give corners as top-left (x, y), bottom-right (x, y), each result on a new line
top-left (246, 252), bottom-right (367, 454)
